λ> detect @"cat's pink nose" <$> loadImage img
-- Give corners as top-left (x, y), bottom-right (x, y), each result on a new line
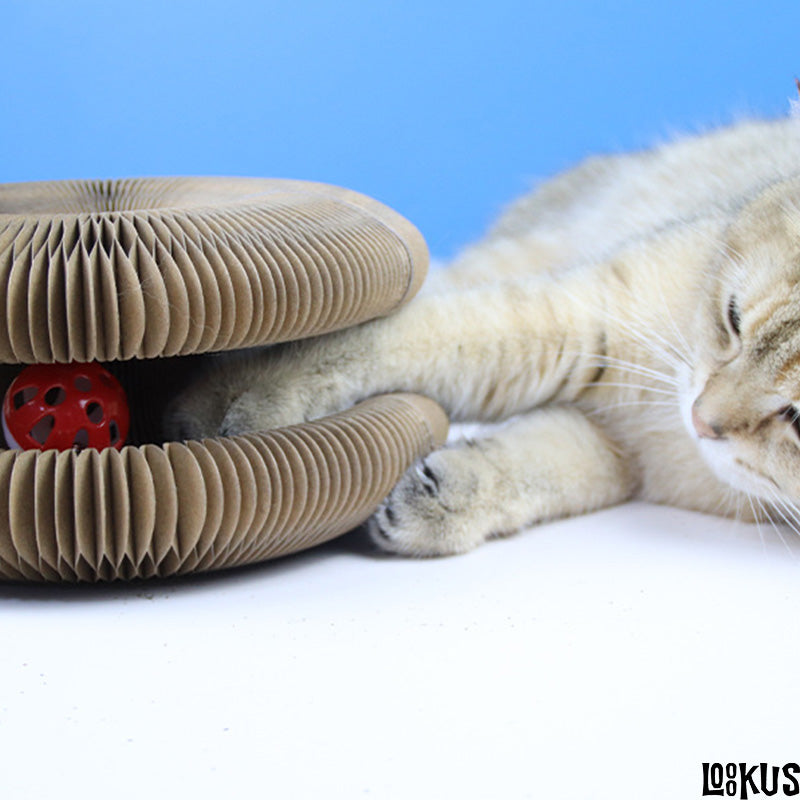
top-left (691, 402), bottom-right (723, 439)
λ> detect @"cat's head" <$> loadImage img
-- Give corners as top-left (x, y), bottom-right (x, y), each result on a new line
top-left (686, 177), bottom-right (800, 504)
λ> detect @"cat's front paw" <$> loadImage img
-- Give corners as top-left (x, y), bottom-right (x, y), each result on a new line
top-left (368, 451), bottom-right (488, 556)
top-left (217, 389), bottom-right (308, 436)
top-left (163, 344), bottom-right (349, 439)
top-left (163, 381), bottom-right (233, 441)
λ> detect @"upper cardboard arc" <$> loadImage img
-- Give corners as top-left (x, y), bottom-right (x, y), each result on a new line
top-left (0, 177), bottom-right (429, 364)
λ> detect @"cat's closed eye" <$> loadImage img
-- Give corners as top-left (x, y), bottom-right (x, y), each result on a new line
top-left (727, 295), bottom-right (742, 336)
top-left (779, 405), bottom-right (800, 439)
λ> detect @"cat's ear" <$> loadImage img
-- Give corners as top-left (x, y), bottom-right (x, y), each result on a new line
top-left (790, 78), bottom-right (800, 119)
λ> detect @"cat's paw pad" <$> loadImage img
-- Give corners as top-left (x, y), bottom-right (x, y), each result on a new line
top-left (368, 453), bottom-right (486, 556)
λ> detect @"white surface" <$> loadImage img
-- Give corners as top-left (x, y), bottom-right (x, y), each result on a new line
top-left (2, 502), bottom-right (799, 800)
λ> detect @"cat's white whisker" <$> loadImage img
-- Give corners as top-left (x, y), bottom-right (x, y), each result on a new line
top-left (746, 493), bottom-right (776, 554)
top-left (585, 399), bottom-right (680, 417)
top-left (592, 284), bottom-right (691, 368)
top-left (766, 489), bottom-right (800, 536)
top-left (732, 488), bottom-right (745, 525)
top-left (753, 494), bottom-right (772, 553)
top-left (758, 493), bottom-right (799, 560)
top-left (580, 354), bottom-right (681, 387)
top-left (653, 280), bottom-right (693, 363)
top-left (760, 489), bottom-right (800, 546)
top-left (588, 381), bottom-right (681, 397)
top-left (625, 302), bottom-right (691, 365)
top-left (680, 213), bottom-right (751, 267)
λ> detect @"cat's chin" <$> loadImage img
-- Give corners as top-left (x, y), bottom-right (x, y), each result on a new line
top-left (693, 436), bottom-right (777, 501)
top-left (679, 379), bottom-right (779, 502)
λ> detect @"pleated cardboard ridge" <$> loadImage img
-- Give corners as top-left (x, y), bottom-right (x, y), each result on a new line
top-left (0, 177), bottom-right (448, 581)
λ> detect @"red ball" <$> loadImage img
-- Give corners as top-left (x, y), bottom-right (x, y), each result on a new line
top-left (2, 362), bottom-right (130, 452)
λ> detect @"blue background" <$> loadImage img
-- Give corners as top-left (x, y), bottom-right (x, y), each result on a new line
top-left (1, 0), bottom-right (798, 257)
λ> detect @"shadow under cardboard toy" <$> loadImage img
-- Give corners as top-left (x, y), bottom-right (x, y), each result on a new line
top-left (0, 177), bottom-right (448, 582)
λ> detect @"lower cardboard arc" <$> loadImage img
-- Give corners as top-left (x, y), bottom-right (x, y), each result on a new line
top-left (0, 393), bottom-right (448, 582)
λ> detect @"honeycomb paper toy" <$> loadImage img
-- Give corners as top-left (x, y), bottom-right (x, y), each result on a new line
top-left (0, 177), bottom-right (448, 582)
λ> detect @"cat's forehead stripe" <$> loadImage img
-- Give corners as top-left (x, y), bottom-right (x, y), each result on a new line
top-left (752, 314), bottom-right (800, 359)
top-left (745, 290), bottom-right (795, 337)
top-left (777, 347), bottom-right (800, 381)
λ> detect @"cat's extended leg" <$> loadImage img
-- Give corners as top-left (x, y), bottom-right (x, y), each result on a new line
top-left (164, 275), bottom-right (612, 439)
top-left (163, 220), bottom-right (705, 441)
top-left (368, 406), bottom-right (636, 556)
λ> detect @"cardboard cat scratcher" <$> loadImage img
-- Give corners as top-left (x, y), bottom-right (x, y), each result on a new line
top-left (0, 177), bottom-right (448, 582)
